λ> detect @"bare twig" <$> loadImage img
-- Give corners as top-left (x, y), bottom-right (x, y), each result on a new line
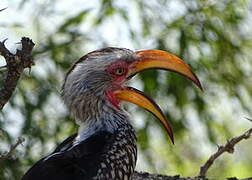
top-left (0, 65), bottom-right (7, 69)
top-left (199, 127), bottom-right (252, 177)
top-left (0, 37), bottom-right (35, 110)
top-left (0, 7), bottom-right (7, 12)
top-left (245, 117), bottom-right (252, 123)
top-left (0, 137), bottom-right (25, 161)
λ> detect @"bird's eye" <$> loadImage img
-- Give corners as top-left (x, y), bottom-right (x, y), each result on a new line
top-left (114, 68), bottom-right (126, 76)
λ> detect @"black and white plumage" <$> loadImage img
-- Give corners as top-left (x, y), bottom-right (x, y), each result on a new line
top-left (22, 47), bottom-right (201, 180)
top-left (22, 127), bottom-right (136, 180)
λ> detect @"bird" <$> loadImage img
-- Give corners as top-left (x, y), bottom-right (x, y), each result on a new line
top-left (21, 47), bottom-right (202, 180)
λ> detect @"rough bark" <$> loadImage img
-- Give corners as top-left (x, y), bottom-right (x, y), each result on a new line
top-left (0, 37), bottom-right (35, 110)
top-left (132, 172), bottom-right (205, 180)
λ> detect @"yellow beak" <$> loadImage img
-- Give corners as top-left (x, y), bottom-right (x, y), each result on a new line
top-left (114, 87), bottom-right (174, 143)
top-left (129, 50), bottom-right (202, 89)
top-left (115, 50), bottom-right (202, 144)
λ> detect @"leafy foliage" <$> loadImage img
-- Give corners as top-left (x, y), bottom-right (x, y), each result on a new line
top-left (0, 0), bottom-right (251, 179)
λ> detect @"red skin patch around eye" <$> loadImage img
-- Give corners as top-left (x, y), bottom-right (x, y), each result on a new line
top-left (105, 61), bottom-right (129, 83)
top-left (105, 61), bottom-right (130, 108)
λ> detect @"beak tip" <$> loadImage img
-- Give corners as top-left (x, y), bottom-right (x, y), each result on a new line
top-left (170, 132), bottom-right (175, 144)
top-left (190, 70), bottom-right (203, 91)
top-left (167, 128), bottom-right (174, 144)
top-left (196, 80), bottom-right (203, 91)
top-left (171, 136), bottom-right (175, 144)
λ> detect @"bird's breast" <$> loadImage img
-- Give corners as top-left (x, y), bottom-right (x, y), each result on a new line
top-left (94, 125), bottom-right (137, 180)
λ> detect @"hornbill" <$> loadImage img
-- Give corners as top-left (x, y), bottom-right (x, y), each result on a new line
top-left (22, 48), bottom-right (202, 180)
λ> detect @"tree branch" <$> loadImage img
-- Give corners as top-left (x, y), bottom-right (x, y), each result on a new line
top-left (199, 127), bottom-right (252, 177)
top-left (0, 137), bottom-right (25, 161)
top-left (0, 37), bottom-right (35, 110)
top-left (132, 172), bottom-right (205, 180)
top-left (132, 127), bottom-right (252, 179)
top-left (0, 7), bottom-right (7, 12)
top-left (1, 36), bottom-right (251, 179)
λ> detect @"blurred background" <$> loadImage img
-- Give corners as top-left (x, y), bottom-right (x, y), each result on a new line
top-left (0, 0), bottom-right (252, 179)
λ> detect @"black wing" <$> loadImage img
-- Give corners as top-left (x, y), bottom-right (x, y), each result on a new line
top-left (21, 131), bottom-right (114, 180)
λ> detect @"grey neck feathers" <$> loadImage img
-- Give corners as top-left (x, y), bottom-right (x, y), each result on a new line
top-left (61, 51), bottom-right (136, 142)
top-left (62, 89), bottom-right (132, 142)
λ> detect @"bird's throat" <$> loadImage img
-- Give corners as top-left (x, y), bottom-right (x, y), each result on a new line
top-left (75, 109), bottom-right (130, 143)
top-left (105, 89), bottom-right (121, 109)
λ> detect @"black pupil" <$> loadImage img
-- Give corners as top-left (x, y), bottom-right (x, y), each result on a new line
top-left (117, 68), bottom-right (123, 74)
